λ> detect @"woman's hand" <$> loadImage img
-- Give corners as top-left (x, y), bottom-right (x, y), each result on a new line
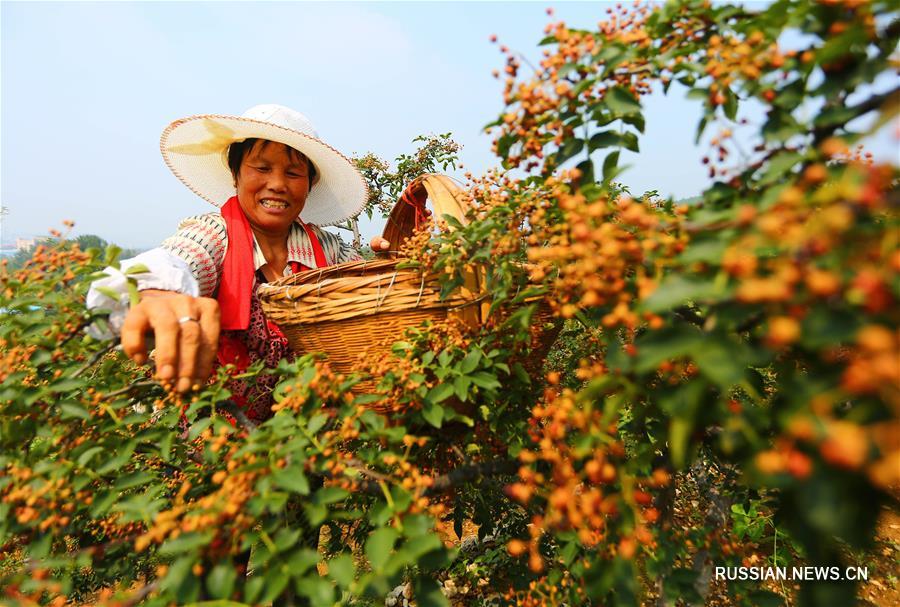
top-left (120, 289), bottom-right (221, 393)
top-left (370, 236), bottom-right (391, 252)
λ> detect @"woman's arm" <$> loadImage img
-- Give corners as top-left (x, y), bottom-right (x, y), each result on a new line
top-left (86, 213), bottom-right (229, 392)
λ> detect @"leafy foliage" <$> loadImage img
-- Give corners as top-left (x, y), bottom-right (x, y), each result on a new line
top-left (2, 1), bottom-right (898, 606)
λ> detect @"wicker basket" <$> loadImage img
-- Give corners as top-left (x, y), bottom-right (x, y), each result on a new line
top-left (258, 174), bottom-right (559, 396)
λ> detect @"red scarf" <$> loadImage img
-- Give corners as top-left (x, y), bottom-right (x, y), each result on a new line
top-left (217, 196), bottom-right (328, 330)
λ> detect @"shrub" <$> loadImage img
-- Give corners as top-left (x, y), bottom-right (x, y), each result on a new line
top-left (1, 1), bottom-right (897, 606)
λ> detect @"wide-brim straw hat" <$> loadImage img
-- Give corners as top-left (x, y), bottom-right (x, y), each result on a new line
top-left (160, 104), bottom-right (368, 227)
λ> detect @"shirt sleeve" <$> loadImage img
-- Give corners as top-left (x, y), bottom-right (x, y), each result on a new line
top-left (160, 212), bottom-right (228, 297)
top-left (313, 226), bottom-right (362, 265)
top-left (85, 248), bottom-right (200, 340)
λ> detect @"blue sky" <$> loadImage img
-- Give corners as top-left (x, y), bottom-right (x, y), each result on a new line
top-left (2, 1), bottom-right (896, 249)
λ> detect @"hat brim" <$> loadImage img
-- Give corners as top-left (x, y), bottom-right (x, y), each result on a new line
top-left (160, 114), bottom-right (368, 227)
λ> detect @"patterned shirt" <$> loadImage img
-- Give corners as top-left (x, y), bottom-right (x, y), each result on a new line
top-left (160, 212), bottom-right (361, 297)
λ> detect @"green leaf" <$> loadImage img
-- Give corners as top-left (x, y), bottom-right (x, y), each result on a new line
top-left (678, 239), bottom-right (727, 264)
top-left (659, 381), bottom-right (707, 469)
top-left (469, 372), bottom-right (501, 390)
top-left (426, 382), bottom-right (454, 404)
top-left (605, 87), bottom-right (642, 116)
top-left (314, 486), bottom-right (350, 506)
top-left (49, 379), bottom-right (87, 393)
top-left (622, 112), bottom-right (645, 133)
top-left (556, 137), bottom-right (585, 165)
top-left (414, 577), bottom-right (451, 607)
top-left (273, 528), bottom-right (302, 553)
top-left (294, 577), bottom-right (334, 606)
top-left (260, 567), bottom-right (290, 604)
top-left (113, 471), bottom-right (155, 492)
top-left (695, 116), bottom-right (708, 145)
top-left (460, 350), bottom-right (481, 374)
top-left (800, 307), bottom-right (859, 349)
top-left (159, 531), bottom-right (213, 556)
top-left (124, 263), bottom-right (150, 275)
top-left (813, 105), bottom-right (860, 129)
top-left (243, 576), bottom-right (264, 604)
top-left (96, 439), bottom-right (136, 474)
top-left (588, 130), bottom-right (622, 151)
top-left (602, 151), bottom-right (620, 181)
top-left (692, 337), bottom-right (751, 390)
top-left (366, 527), bottom-right (399, 572)
top-left (453, 376), bottom-right (470, 402)
top-left (686, 88), bottom-right (708, 101)
top-left (758, 150), bottom-right (802, 185)
top-left (422, 401), bottom-right (445, 429)
top-left (306, 413), bottom-right (328, 435)
top-left (642, 276), bottom-right (729, 312)
top-left (77, 446), bottom-right (104, 467)
top-left (206, 563), bottom-right (238, 600)
top-left (723, 91), bottom-right (738, 120)
top-left (634, 326), bottom-right (703, 374)
top-left (59, 403), bottom-right (91, 419)
top-left (95, 286), bottom-right (122, 301)
top-left (272, 466), bottom-right (311, 495)
top-left (328, 553), bottom-right (355, 589)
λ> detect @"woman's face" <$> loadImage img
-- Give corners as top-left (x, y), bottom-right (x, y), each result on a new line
top-left (235, 140), bottom-right (311, 236)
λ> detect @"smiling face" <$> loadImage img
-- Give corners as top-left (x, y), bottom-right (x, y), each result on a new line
top-left (234, 140), bottom-right (313, 236)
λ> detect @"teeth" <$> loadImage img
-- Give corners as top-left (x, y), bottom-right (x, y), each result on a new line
top-left (260, 199), bottom-right (289, 209)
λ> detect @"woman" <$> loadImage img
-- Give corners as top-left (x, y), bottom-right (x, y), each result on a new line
top-left (88, 104), bottom-right (390, 421)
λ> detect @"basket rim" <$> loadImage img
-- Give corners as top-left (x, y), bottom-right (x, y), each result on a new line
top-left (256, 257), bottom-right (426, 293)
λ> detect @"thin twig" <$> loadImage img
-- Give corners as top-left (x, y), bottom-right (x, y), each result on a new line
top-left (344, 458), bottom-right (392, 484)
top-left (71, 341), bottom-right (119, 379)
top-left (812, 86), bottom-right (900, 144)
top-left (215, 400), bottom-right (258, 432)
top-left (119, 580), bottom-right (161, 607)
top-left (103, 380), bottom-right (160, 400)
top-left (58, 318), bottom-right (91, 348)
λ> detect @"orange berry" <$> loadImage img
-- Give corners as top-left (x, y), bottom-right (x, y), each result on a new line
top-left (755, 450), bottom-right (786, 475)
top-left (821, 137), bottom-right (849, 157)
top-left (803, 163), bottom-right (827, 184)
top-left (805, 268), bottom-right (841, 297)
top-left (633, 490), bottom-right (652, 506)
top-left (787, 451), bottom-right (813, 479)
top-left (767, 316), bottom-right (800, 347)
top-left (585, 459), bottom-right (602, 483)
top-left (856, 325), bottom-right (894, 353)
top-left (651, 468), bottom-right (670, 487)
top-left (820, 421), bottom-right (869, 470)
top-left (507, 483), bottom-right (533, 504)
top-left (507, 539), bottom-right (528, 557)
top-left (618, 537), bottom-right (637, 559)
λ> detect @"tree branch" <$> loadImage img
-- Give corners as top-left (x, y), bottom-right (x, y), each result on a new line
top-left (425, 459), bottom-right (519, 496)
top-left (71, 341), bottom-right (119, 378)
top-left (215, 400), bottom-right (258, 432)
top-left (812, 86), bottom-right (900, 144)
top-left (103, 380), bottom-right (160, 400)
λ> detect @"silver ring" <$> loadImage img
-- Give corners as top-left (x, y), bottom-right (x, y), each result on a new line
top-left (177, 316), bottom-right (199, 325)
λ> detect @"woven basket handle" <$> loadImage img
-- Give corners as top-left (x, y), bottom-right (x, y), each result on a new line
top-left (380, 174), bottom-right (468, 257)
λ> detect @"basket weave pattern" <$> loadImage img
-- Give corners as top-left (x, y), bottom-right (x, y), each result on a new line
top-left (258, 175), bottom-right (557, 399)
